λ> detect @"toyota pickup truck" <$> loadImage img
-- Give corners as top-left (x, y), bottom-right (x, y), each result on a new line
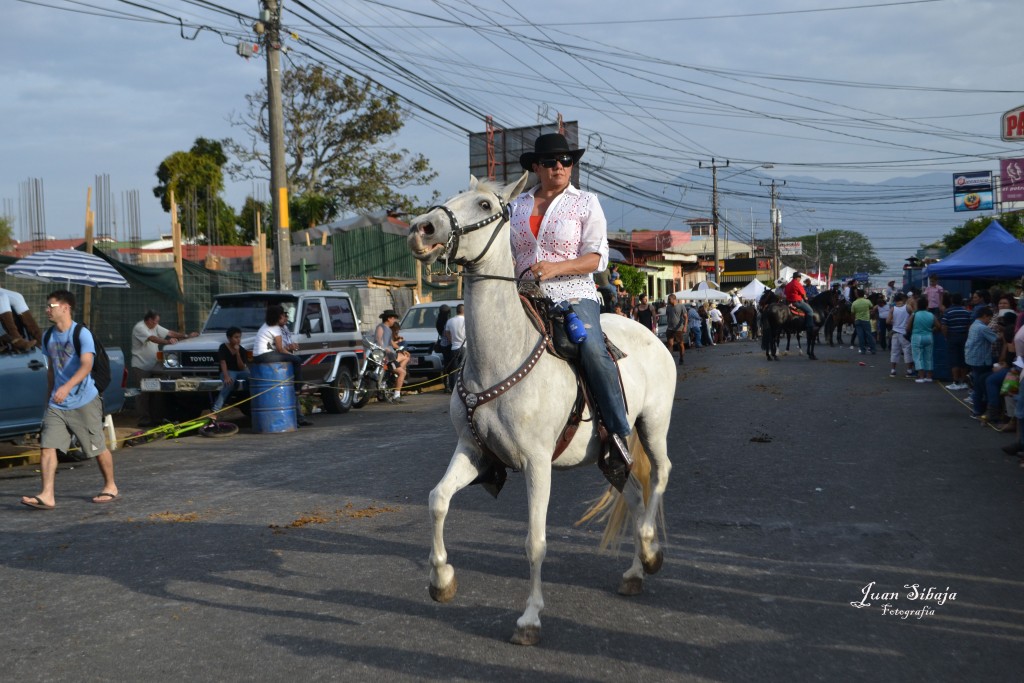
top-left (0, 343), bottom-right (127, 444)
top-left (140, 290), bottom-right (362, 414)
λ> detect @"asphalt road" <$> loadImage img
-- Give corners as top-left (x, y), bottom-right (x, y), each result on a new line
top-left (2, 337), bottom-right (1023, 682)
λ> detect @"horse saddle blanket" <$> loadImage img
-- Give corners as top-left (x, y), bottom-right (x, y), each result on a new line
top-left (788, 303), bottom-right (807, 317)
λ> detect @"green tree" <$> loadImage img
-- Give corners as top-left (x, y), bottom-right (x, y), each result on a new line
top-left (939, 213), bottom-right (1024, 252)
top-left (617, 264), bottom-right (647, 295)
top-left (154, 138), bottom-right (238, 244)
top-left (793, 229), bottom-right (885, 277)
top-left (0, 215), bottom-right (13, 252)
top-left (225, 64), bottom-right (438, 220)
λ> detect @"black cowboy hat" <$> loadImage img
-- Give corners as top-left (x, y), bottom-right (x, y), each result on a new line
top-left (519, 133), bottom-right (586, 170)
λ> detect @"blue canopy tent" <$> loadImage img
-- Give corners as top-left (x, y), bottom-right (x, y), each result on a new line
top-left (924, 221), bottom-right (1024, 279)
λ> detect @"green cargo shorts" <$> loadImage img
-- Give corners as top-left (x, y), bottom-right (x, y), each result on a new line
top-left (40, 397), bottom-right (107, 460)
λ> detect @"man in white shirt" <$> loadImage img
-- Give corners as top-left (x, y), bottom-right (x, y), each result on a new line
top-left (443, 304), bottom-right (466, 392)
top-left (130, 310), bottom-right (195, 426)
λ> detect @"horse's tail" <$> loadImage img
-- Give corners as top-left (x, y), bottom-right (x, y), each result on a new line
top-left (575, 433), bottom-right (665, 552)
top-left (760, 313), bottom-right (772, 350)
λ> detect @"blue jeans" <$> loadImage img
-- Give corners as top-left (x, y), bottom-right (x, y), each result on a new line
top-left (571, 298), bottom-right (630, 437)
top-left (213, 369), bottom-right (250, 411)
top-left (971, 365), bottom-right (992, 417)
top-left (793, 300), bottom-right (814, 332)
top-left (986, 366), bottom-right (1009, 418)
top-left (855, 320), bottom-right (876, 353)
top-left (689, 325), bottom-right (702, 348)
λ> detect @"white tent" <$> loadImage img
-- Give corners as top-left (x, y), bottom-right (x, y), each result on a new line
top-left (673, 288), bottom-right (730, 302)
top-left (776, 266), bottom-right (826, 288)
top-left (735, 278), bottom-right (768, 301)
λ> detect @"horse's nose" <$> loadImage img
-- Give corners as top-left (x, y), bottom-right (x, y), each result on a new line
top-left (411, 220), bottom-right (436, 237)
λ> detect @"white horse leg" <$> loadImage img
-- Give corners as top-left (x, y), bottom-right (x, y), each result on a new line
top-left (511, 462), bottom-right (552, 646)
top-left (623, 426), bottom-right (673, 594)
top-left (428, 440), bottom-right (488, 604)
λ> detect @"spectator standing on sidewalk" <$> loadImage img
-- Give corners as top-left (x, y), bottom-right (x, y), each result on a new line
top-left (664, 293), bottom-right (685, 365)
top-left (443, 304), bottom-right (467, 392)
top-left (923, 275), bottom-right (945, 315)
top-left (851, 289), bottom-right (876, 355)
top-left (908, 295), bottom-right (940, 383)
top-left (632, 293), bottom-right (657, 333)
top-left (940, 293), bottom-right (972, 390)
top-left (887, 293), bottom-right (915, 377)
top-left (965, 307), bottom-right (997, 418)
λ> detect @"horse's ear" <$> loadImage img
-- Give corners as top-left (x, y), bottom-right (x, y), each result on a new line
top-left (503, 171), bottom-right (530, 202)
top-left (469, 175), bottom-right (480, 191)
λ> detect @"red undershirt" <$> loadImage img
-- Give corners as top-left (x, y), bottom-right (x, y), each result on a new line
top-left (529, 215), bottom-right (542, 238)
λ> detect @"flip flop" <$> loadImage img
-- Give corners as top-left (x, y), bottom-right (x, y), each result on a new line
top-left (21, 496), bottom-right (55, 510)
top-left (92, 492), bottom-right (119, 504)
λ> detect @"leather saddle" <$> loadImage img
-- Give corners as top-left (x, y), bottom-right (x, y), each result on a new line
top-left (466, 285), bottom-right (628, 497)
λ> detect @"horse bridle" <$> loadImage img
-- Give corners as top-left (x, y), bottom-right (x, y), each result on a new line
top-left (427, 194), bottom-right (510, 271)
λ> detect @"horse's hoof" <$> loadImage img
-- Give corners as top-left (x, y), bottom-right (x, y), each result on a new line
top-left (642, 548), bottom-right (664, 575)
top-left (510, 625), bottom-right (541, 646)
top-left (619, 576), bottom-right (644, 596)
top-left (428, 576), bottom-right (458, 603)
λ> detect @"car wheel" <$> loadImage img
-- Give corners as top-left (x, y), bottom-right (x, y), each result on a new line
top-left (321, 368), bottom-right (354, 414)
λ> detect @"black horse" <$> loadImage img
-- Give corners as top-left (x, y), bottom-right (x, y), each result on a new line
top-left (760, 290), bottom-right (837, 361)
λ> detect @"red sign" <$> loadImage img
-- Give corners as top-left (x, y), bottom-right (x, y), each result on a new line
top-left (1002, 105), bottom-right (1024, 141)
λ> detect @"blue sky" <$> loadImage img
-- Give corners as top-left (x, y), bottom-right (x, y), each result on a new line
top-left (4, 0), bottom-right (1023, 278)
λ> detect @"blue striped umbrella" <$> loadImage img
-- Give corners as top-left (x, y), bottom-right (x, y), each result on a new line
top-left (6, 249), bottom-right (130, 288)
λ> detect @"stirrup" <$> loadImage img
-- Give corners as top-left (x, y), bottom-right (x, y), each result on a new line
top-left (599, 433), bottom-right (633, 492)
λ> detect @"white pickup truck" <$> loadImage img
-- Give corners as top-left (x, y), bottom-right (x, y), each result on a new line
top-left (141, 290), bottom-right (363, 414)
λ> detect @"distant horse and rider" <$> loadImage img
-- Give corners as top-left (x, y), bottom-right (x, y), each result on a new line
top-left (759, 287), bottom-right (840, 361)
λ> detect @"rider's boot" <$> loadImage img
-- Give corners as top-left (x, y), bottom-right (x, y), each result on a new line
top-left (599, 433), bottom-right (633, 492)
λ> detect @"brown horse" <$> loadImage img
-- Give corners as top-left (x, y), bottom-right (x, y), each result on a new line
top-left (733, 304), bottom-right (759, 340)
top-left (825, 299), bottom-right (855, 346)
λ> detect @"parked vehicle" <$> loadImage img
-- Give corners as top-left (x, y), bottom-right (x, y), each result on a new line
top-left (352, 336), bottom-right (399, 408)
top-left (0, 344), bottom-right (127, 444)
top-left (142, 290), bottom-right (362, 415)
top-left (398, 300), bottom-right (462, 383)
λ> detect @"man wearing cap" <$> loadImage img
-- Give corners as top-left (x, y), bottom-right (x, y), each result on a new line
top-left (509, 132), bottom-right (634, 488)
top-left (375, 309), bottom-right (409, 402)
top-left (784, 272), bottom-right (815, 336)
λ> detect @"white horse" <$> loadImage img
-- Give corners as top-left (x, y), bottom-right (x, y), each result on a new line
top-left (408, 172), bottom-right (675, 646)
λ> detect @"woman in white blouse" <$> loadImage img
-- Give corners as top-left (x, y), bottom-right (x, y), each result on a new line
top-left (509, 133), bottom-right (632, 477)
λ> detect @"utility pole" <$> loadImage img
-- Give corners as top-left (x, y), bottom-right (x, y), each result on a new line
top-left (699, 159), bottom-right (728, 286)
top-left (761, 179), bottom-right (785, 282)
top-left (263, 0), bottom-right (291, 290)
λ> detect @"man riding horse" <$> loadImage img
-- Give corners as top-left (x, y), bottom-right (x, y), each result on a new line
top-left (785, 271), bottom-right (815, 337)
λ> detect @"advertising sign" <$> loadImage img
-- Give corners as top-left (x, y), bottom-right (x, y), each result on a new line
top-left (952, 171), bottom-right (994, 212)
top-left (1002, 105), bottom-right (1024, 141)
top-left (1000, 159), bottom-right (1024, 203)
top-left (779, 241), bottom-right (802, 255)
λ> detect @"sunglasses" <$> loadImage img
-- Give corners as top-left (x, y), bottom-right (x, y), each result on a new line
top-left (538, 155), bottom-right (574, 169)
top-left (46, 303), bottom-right (64, 309)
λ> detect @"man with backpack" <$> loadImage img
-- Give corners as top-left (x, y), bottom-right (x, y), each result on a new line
top-left (20, 290), bottom-right (118, 510)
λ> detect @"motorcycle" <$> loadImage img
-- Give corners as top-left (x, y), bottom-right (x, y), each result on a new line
top-left (352, 336), bottom-right (399, 408)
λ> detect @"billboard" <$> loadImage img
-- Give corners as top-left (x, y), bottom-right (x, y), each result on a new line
top-left (469, 121), bottom-right (580, 187)
top-left (1001, 159), bottom-right (1024, 203)
top-left (952, 171), bottom-right (994, 212)
top-left (1002, 105), bottom-right (1024, 141)
top-left (779, 241), bottom-right (803, 255)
